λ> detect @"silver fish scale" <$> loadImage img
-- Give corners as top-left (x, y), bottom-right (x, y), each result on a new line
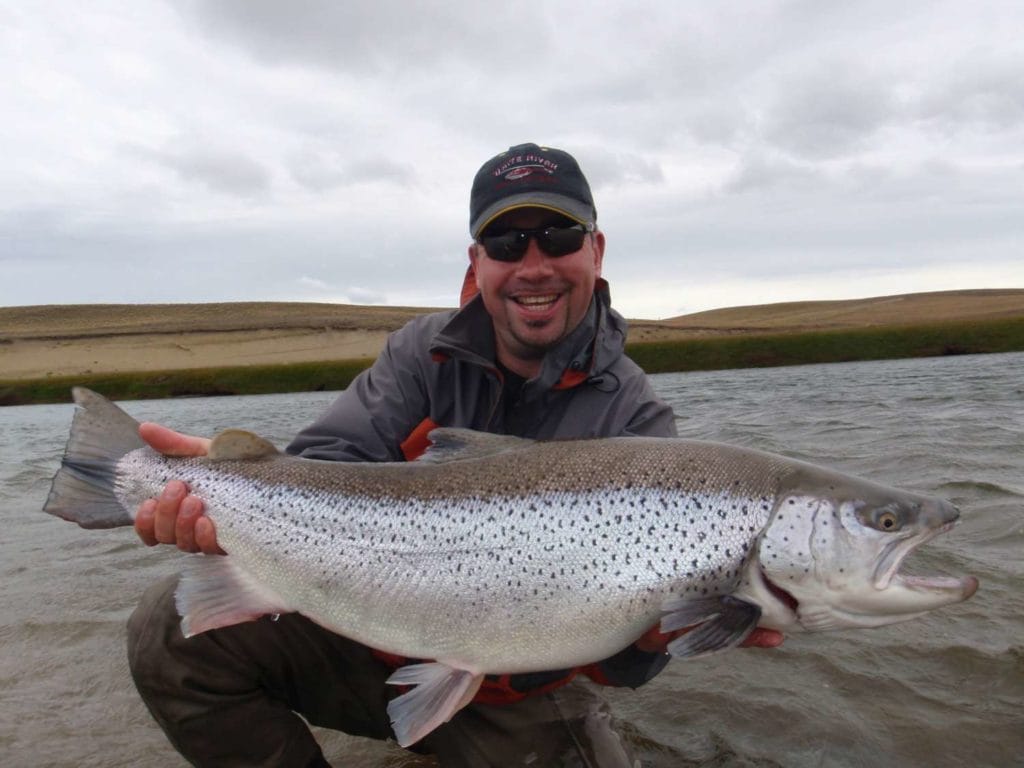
top-left (115, 440), bottom-right (787, 672)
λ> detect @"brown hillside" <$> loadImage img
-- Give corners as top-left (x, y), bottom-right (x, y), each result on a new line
top-left (1, 289), bottom-right (1021, 381)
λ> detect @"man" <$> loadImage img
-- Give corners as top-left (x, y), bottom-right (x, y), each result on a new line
top-left (129, 143), bottom-right (781, 767)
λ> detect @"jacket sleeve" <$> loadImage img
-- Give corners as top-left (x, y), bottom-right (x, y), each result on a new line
top-left (619, 375), bottom-right (678, 438)
top-left (608, 356), bottom-right (679, 439)
top-left (285, 321), bottom-right (430, 462)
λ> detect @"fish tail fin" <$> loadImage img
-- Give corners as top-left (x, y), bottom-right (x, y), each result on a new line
top-left (43, 387), bottom-right (144, 529)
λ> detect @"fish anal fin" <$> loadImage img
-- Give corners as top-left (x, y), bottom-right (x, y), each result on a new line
top-left (663, 595), bottom-right (761, 659)
top-left (385, 662), bottom-right (484, 747)
top-left (208, 429), bottom-right (279, 461)
top-left (175, 556), bottom-right (291, 637)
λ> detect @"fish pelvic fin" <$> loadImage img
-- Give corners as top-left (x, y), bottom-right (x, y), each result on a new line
top-left (43, 387), bottom-right (145, 529)
top-left (208, 429), bottom-right (279, 460)
top-left (176, 555), bottom-right (291, 637)
top-left (385, 662), bottom-right (484, 747)
top-left (662, 595), bottom-right (761, 659)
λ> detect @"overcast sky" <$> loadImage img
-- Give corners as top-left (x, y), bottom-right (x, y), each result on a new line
top-left (3, 1), bottom-right (1023, 319)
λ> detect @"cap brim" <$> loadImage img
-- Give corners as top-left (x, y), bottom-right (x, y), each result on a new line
top-left (471, 192), bottom-right (595, 238)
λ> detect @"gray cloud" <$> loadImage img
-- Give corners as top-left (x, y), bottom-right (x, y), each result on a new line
top-left (179, 0), bottom-right (549, 74)
top-left (722, 153), bottom-right (821, 194)
top-left (577, 149), bottom-right (666, 189)
top-left (758, 64), bottom-right (899, 159)
top-left (288, 149), bottom-right (415, 192)
top-left (915, 55), bottom-right (1024, 130)
top-left (127, 141), bottom-right (272, 197)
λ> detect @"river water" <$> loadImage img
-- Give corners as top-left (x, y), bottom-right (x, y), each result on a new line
top-left (2, 353), bottom-right (1021, 767)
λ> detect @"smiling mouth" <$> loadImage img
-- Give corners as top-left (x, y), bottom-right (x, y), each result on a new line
top-left (513, 293), bottom-right (560, 310)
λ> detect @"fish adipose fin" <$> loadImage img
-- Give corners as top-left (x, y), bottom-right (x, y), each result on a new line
top-left (208, 429), bottom-right (279, 460)
top-left (661, 595), bottom-right (761, 658)
top-left (176, 555), bottom-right (292, 637)
top-left (43, 387), bottom-right (145, 529)
top-left (385, 662), bottom-right (484, 747)
top-left (419, 428), bottom-right (534, 464)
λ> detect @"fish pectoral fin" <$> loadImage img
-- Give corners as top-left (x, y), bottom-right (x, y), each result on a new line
top-left (208, 429), bottom-right (279, 460)
top-left (385, 662), bottom-right (484, 747)
top-left (175, 556), bottom-right (291, 637)
top-left (663, 595), bottom-right (761, 659)
top-left (659, 595), bottom-right (724, 633)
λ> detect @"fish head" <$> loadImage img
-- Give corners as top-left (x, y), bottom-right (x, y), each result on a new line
top-left (742, 472), bottom-right (978, 633)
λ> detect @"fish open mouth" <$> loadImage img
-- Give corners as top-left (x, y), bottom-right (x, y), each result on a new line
top-left (875, 521), bottom-right (973, 592)
top-left (875, 521), bottom-right (979, 604)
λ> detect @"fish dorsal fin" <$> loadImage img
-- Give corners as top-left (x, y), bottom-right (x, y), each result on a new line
top-left (418, 428), bottom-right (534, 464)
top-left (208, 429), bottom-right (279, 461)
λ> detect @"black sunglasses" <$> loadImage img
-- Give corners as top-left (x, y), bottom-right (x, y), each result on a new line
top-left (478, 223), bottom-right (589, 262)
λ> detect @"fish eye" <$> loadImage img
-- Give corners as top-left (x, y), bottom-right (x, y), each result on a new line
top-left (876, 511), bottom-right (900, 531)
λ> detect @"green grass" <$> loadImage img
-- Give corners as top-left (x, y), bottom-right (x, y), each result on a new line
top-left (0, 359), bottom-right (373, 406)
top-left (3, 316), bottom-right (1022, 406)
top-left (624, 316), bottom-right (1024, 374)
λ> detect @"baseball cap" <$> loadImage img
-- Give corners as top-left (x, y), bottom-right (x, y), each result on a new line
top-left (469, 143), bottom-right (597, 238)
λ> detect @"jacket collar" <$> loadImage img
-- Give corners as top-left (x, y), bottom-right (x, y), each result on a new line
top-left (430, 275), bottom-right (628, 395)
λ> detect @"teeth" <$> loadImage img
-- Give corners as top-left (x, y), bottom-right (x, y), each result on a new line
top-left (515, 294), bottom-right (558, 306)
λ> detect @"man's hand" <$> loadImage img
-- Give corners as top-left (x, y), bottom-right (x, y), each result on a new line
top-left (133, 423), bottom-right (223, 555)
top-left (635, 621), bottom-right (784, 653)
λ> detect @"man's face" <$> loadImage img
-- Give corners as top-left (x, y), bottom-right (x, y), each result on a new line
top-left (469, 208), bottom-right (604, 375)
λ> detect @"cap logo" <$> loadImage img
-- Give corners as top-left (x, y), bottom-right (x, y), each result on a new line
top-left (493, 153), bottom-right (560, 181)
top-left (504, 165), bottom-right (549, 181)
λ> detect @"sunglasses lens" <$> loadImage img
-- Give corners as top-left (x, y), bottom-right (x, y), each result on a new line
top-left (481, 231), bottom-right (529, 262)
top-left (481, 224), bottom-right (586, 262)
top-left (539, 225), bottom-right (586, 256)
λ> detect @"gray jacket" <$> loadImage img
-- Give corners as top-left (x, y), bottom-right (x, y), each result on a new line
top-left (288, 281), bottom-right (677, 461)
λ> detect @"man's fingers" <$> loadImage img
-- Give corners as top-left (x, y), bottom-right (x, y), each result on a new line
top-left (195, 516), bottom-right (225, 555)
top-left (741, 628), bottom-right (785, 648)
top-left (134, 423), bottom-right (212, 552)
top-left (139, 422), bottom-right (211, 457)
top-left (135, 499), bottom-right (158, 546)
top-left (153, 481), bottom-right (186, 544)
top-left (174, 496), bottom-right (205, 553)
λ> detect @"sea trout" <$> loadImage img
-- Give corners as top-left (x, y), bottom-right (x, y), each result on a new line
top-left (44, 388), bottom-right (978, 746)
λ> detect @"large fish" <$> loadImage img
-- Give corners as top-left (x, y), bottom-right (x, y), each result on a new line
top-left (45, 388), bottom-right (978, 747)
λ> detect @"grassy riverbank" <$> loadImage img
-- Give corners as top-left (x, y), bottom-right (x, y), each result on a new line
top-left (0, 359), bottom-right (374, 407)
top-left (3, 314), bottom-right (1022, 406)
top-left (626, 315), bottom-right (1024, 374)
